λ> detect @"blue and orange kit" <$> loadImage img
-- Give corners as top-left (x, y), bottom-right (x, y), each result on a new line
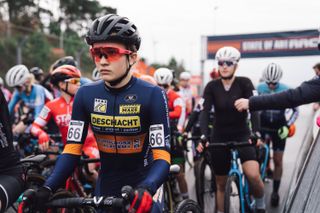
top-left (45, 77), bottom-right (171, 196)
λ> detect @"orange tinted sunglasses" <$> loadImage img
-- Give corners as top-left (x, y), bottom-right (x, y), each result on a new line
top-left (90, 46), bottom-right (132, 62)
top-left (65, 78), bottom-right (81, 84)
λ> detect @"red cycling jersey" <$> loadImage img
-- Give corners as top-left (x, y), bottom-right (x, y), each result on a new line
top-left (167, 89), bottom-right (183, 119)
top-left (31, 96), bottom-right (99, 158)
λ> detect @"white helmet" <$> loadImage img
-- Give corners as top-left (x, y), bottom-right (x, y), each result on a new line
top-left (215, 46), bottom-right (241, 62)
top-left (153, 68), bottom-right (173, 85)
top-left (92, 68), bottom-right (100, 81)
top-left (179, 71), bottom-right (191, 80)
top-left (263, 63), bottom-right (283, 84)
top-left (0, 77), bottom-right (3, 85)
top-left (5, 64), bottom-right (30, 87)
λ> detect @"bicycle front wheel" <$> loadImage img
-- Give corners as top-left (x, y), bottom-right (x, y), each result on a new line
top-left (224, 175), bottom-right (242, 213)
top-left (195, 157), bottom-right (216, 212)
top-left (163, 181), bottom-right (174, 213)
top-left (174, 199), bottom-right (202, 213)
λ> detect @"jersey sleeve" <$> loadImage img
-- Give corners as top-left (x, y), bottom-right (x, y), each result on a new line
top-left (200, 82), bottom-right (213, 137)
top-left (243, 78), bottom-right (260, 132)
top-left (243, 78), bottom-right (255, 98)
top-left (139, 87), bottom-right (171, 195)
top-left (149, 87), bottom-right (171, 163)
top-left (249, 78), bottom-right (320, 111)
top-left (30, 104), bottom-right (52, 136)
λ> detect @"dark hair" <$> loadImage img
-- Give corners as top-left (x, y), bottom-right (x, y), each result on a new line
top-left (313, 63), bottom-right (320, 70)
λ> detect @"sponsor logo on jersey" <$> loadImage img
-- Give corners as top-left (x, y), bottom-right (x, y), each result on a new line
top-left (56, 114), bottom-right (71, 127)
top-left (119, 104), bottom-right (141, 114)
top-left (91, 114), bottom-right (141, 128)
top-left (95, 133), bottom-right (146, 154)
top-left (124, 94), bottom-right (137, 103)
top-left (39, 106), bottom-right (50, 119)
top-left (94, 99), bottom-right (107, 113)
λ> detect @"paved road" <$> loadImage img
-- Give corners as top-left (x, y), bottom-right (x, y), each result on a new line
top-left (185, 104), bottom-right (313, 213)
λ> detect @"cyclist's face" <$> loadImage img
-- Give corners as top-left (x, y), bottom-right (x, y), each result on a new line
top-left (218, 61), bottom-right (237, 79)
top-left (59, 79), bottom-right (80, 95)
top-left (179, 79), bottom-right (189, 88)
top-left (314, 67), bottom-right (320, 76)
top-left (92, 42), bottom-right (137, 83)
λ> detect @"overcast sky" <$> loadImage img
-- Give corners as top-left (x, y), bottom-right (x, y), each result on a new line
top-left (100, 0), bottom-right (320, 76)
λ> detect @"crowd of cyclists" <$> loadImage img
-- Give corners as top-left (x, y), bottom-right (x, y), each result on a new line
top-left (0, 13), bottom-right (320, 213)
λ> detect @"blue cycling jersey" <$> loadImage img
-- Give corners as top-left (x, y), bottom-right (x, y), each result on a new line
top-left (8, 84), bottom-right (53, 118)
top-left (80, 77), bottom-right (92, 85)
top-left (45, 77), bottom-right (171, 196)
top-left (257, 82), bottom-right (298, 129)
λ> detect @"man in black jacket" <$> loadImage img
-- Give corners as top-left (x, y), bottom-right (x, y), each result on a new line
top-left (0, 90), bottom-right (24, 213)
top-left (234, 77), bottom-right (320, 111)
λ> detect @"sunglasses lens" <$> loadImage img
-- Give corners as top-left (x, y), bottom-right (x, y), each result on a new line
top-left (218, 61), bottom-right (234, 66)
top-left (267, 82), bottom-right (277, 85)
top-left (158, 84), bottom-right (169, 88)
top-left (90, 47), bottom-right (130, 62)
top-left (66, 78), bottom-right (80, 84)
top-left (226, 61), bottom-right (234, 66)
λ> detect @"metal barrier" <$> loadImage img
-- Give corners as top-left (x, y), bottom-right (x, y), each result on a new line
top-left (282, 112), bottom-right (320, 213)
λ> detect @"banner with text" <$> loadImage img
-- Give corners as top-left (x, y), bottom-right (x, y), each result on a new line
top-left (206, 29), bottom-right (320, 59)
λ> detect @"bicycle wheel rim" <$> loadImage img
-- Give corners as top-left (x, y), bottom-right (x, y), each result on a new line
top-left (224, 175), bottom-right (242, 213)
top-left (163, 181), bottom-right (174, 213)
top-left (195, 158), bottom-right (216, 212)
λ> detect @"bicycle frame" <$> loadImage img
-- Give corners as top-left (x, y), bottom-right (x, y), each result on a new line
top-left (259, 144), bottom-right (270, 180)
top-left (228, 149), bottom-right (249, 213)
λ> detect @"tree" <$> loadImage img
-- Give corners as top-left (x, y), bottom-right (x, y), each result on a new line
top-left (59, 0), bottom-right (116, 34)
top-left (23, 32), bottom-right (51, 69)
top-left (0, 0), bottom-right (52, 31)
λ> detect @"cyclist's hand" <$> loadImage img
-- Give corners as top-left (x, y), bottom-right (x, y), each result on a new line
top-left (249, 132), bottom-right (262, 146)
top-left (197, 135), bottom-right (208, 153)
top-left (196, 142), bottom-right (204, 153)
top-left (256, 139), bottom-right (264, 147)
top-left (23, 186), bottom-right (52, 210)
top-left (38, 132), bottom-right (50, 151)
top-left (234, 98), bottom-right (249, 112)
top-left (278, 126), bottom-right (289, 140)
top-left (129, 188), bottom-right (153, 213)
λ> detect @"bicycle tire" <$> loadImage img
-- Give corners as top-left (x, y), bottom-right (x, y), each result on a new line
top-left (163, 181), bottom-right (174, 213)
top-left (174, 199), bottom-right (202, 213)
top-left (224, 175), bottom-right (242, 213)
top-left (195, 157), bottom-right (216, 212)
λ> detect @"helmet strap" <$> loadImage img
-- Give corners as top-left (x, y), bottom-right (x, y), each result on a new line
top-left (61, 82), bottom-right (74, 96)
top-left (109, 55), bottom-right (133, 87)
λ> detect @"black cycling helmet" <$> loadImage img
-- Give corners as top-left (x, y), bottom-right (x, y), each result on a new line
top-left (85, 14), bottom-right (141, 51)
top-left (52, 56), bottom-right (78, 71)
top-left (30, 67), bottom-right (44, 76)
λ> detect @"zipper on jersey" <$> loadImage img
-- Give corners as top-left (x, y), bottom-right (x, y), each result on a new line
top-left (113, 95), bottom-right (118, 154)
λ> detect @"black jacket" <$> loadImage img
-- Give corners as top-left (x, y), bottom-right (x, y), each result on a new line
top-left (249, 77), bottom-right (320, 111)
top-left (0, 90), bottom-right (20, 172)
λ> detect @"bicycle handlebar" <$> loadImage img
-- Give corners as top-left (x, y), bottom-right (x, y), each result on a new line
top-left (45, 196), bottom-right (125, 209)
top-left (206, 141), bottom-right (254, 149)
